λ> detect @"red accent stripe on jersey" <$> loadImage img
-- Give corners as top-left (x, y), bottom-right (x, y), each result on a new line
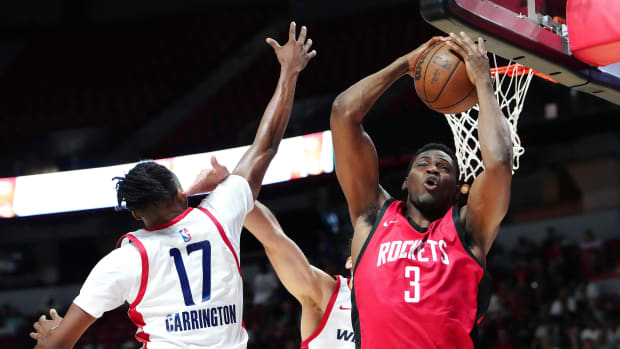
top-left (197, 207), bottom-right (242, 276)
top-left (300, 276), bottom-right (342, 349)
top-left (144, 207), bottom-right (193, 231)
top-left (121, 233), bottom-right (151, 346)
top-left (123, 234), bottom-right (149, 308)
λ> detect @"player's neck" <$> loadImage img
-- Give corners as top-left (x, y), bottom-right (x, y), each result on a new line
top-left (404, 201), bottom-right (449, 228)
top-left (142, 203), bottom-right (188, 229)
top-left (404, 203), bottom-right (433, 229)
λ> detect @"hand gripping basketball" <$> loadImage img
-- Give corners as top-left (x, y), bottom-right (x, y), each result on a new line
top-left (405, 36), bottom-right (446, 77)
top-left (444, 32), bottom-right (491, 86)
top-left (412, 37), bottom-right (478, 114)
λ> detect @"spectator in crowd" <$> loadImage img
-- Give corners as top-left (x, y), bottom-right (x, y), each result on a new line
top-left (580, 229), bottom-right (603, 278)
top-left (252, 262), bottom-right (279, 306)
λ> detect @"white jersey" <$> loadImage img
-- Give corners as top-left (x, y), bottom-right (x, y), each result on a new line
top-left (301, 275), bottom-right (356, 349)
top-left (74, 175), bottom-right (254, 349)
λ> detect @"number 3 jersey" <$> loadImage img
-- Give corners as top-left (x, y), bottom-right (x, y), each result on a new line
top-left (73, 175), bottom-right (254, 349)
top-left (351, 199), bottom-right (492, 349)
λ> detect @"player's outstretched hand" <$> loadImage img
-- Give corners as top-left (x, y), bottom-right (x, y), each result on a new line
top-left (30, 308), bottom-right (63, 348)
top-left (266, 21), bottom-right (316, 74)
top-left (184, 156), bottom-right (230, 196)
top-left (444, 32), bottom-right (491, 86)
top-left (405, 36), bottom-right (448, 76)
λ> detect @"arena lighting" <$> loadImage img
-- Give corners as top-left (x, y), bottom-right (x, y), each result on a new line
top-left (0, 131), bottom-right (333, 218)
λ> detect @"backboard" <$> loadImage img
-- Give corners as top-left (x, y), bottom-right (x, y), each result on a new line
top-left (420, 0), bottom-right (620, 105)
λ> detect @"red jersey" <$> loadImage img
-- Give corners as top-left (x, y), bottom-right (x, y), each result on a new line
top-left (352, 199), bottom-right (491, 349)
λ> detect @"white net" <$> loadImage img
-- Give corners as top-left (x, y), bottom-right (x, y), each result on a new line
top-left (444, 53), bottom-right (536, 182)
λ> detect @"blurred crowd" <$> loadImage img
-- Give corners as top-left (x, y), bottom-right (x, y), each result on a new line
top-left (479, 228), bottom-right (620, 349)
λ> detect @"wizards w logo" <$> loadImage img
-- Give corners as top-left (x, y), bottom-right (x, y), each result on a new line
top-left (178, 228), bottom-right (192, 242)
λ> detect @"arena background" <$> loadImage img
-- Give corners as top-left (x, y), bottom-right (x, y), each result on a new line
top-left (0, 1), bottom-right (619, 348)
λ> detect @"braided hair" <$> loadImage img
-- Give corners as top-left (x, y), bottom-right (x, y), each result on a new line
top-left (113, 161), bottom-right (180, 211)
top-left (406, 143), bottom-right (460, 181)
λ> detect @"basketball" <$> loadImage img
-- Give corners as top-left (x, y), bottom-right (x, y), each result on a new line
top-left (413, 42), bottom-right (478, 114)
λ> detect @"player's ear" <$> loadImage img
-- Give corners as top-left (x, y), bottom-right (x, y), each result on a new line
top-left (401, 178), bottom-right (408, 191)
top-left (455, 183), bottom-right (467, 203)
top-left (345, 256), bottom-right (353, 270)
top-left (176, 189), bottom-right (187, 207)
top-left (131, 210), bottom-right (142, 221)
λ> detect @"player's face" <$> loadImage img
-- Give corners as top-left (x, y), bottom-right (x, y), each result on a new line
top-left (402, 150), bottom-right (458, 217)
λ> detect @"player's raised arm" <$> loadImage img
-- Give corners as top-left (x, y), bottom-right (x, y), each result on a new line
top-left (233, 22), bottom-right (316, 199)
top-left (446, 32), bottom-right (513, 257)
top-left (243, 201), bottom-right (334, 307)
top-left (330, 37), bottom-right (444, 226)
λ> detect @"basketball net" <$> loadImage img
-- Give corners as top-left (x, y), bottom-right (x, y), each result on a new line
top-left (443, 53), bottom-right (555, 182)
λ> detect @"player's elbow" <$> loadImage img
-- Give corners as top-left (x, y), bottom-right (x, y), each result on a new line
top-left (485, 157), bottom-right (512, 175)
top-left (484, 153), bottom-right (512, 177)
top-left (483, 137), bottom-right (512, 171)
top-left (263, 144), bottom-right (279, 160)
top-left (331, 94), bottom-right (355, 123)
top-left (250, 141), bottom-right (279, 162)
top-left (491, 147), bottom-right (513, 170)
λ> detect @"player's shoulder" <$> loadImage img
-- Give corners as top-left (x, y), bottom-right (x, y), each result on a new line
top-left (313, 267), bottom-right (338, 288)
top-left (88, 239), bottom-right (142, 277)
top-left (455, 203), bottom-right (468, 228)
top-left (115, 232), bottom-right (150, 258)
top-left (113, 239), bottom-right (143, 259)
top-left (199, 175), bottom-right (253, 211)
top-left (333, 274), bottom-right (351, 292)
top-left (302, 266), bottom-right (339, 309)
top-left (211, 175), bottom-right (251, 196)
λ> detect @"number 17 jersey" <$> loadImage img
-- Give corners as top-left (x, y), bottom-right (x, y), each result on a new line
top-left (351, 199), bottom-right (491, 349)
top-left (73, 175), bottom-right (254, 349)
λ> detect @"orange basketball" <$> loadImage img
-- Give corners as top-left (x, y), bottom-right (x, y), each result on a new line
top-left (413, 42), bottom-right (478, 114)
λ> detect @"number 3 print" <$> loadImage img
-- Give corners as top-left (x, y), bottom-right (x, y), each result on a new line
top-left (404, 266), bottom-right (420, 303)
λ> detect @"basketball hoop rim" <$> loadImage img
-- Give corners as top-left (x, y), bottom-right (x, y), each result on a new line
top-left (490, 63), bottom-right (558, 83)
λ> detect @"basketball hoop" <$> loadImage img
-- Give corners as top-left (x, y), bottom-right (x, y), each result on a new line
top-left (443, 54), bottom-right (557, 182)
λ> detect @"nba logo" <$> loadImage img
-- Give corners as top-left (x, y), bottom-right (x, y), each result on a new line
top-left (178, 228), bottom-right (191, 242)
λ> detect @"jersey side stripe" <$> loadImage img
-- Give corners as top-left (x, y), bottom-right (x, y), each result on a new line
top-left (300, 276), bottom-right (341, 348)
top-left (123, 234), bottom-right (149, 307)
top-left (197, 207), bottom-right (242, 276)
top-left (351, 198), bottom-right (395, 349)
top-left (451, 204), bottom-right (493, 325)
top-left (120, 233), bottom-right (151, 346)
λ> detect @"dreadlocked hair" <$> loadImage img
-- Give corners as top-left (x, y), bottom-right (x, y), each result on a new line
top-left (113, 161), bottom-right (180, 211)
top-left (407, 143), bottom-right (460, 181)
